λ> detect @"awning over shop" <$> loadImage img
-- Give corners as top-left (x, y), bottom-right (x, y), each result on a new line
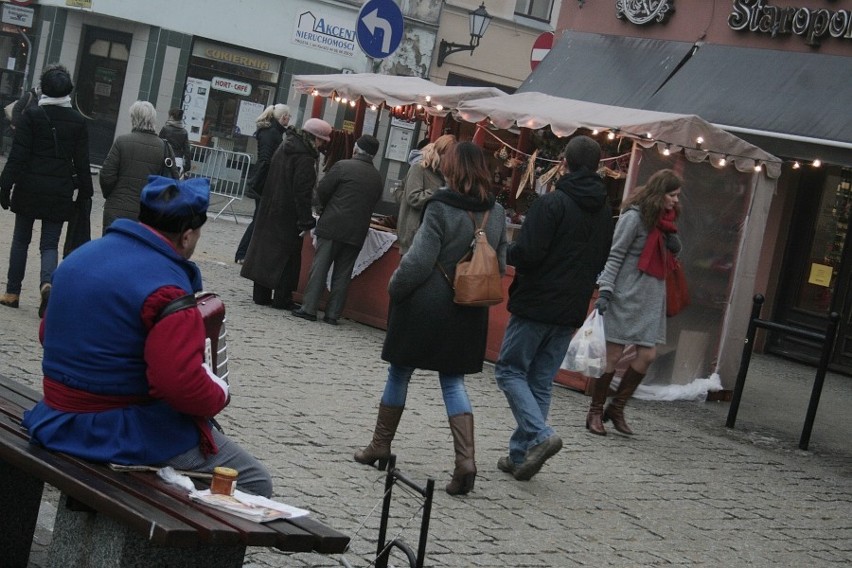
top-left (642, 44), bottom-right (852, 165)
top-left (455, 91), bottom-right (782, 178)
top-left (517, 31), bottom-right (695, 108)
top-left (292, 73), bottom-right (507, 117)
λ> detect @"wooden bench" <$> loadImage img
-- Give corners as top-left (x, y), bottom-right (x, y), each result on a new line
top-left (0, 374), bottom-right (349, 568)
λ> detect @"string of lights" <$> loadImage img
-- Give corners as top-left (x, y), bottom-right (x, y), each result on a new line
top-left (311, 91), bottom-right (822, 173)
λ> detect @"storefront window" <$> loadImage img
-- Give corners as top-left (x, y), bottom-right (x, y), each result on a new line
top-left (186, 40), bottom-right (283, 148)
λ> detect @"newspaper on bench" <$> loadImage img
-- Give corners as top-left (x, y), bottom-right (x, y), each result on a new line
top-left (189, 489), bottom-right (310, 523)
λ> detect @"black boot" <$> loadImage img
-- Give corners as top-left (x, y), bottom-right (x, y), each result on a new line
top-left (354, 404), bottom-right (404, 470)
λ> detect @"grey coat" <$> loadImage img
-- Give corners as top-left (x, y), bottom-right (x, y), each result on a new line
top-left (382, 190), bottom-right (507, 374)
top-left (396, 163), bottom-right (443, 254)
top-left (100, 130), bottom-right (178, 233)
top-left (597, 207), bottom-right (682, 347)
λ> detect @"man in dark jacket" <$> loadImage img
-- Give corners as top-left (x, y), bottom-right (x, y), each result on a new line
top-left (494, 135), bottom-right (613, 481)
top-left (292, 134), bottom-right (383, 325)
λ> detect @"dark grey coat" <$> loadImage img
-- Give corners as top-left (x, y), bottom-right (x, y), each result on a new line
top-left (240, 128), bottom-right (319, 289)
top-left (100, 129), bottom-right (178, 232)
top-left (314, 153), bottom-right (383, 248)
top-left (382, 190), bottom-right (507, 374)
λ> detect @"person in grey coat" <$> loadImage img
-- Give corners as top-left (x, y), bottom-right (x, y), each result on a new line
top-left (100, 101), bottom-right (178, 234)
top-left (292, 134), bottom-right (384, 325)
top-left (592, 169), bottom-right (683, 436)
top-left (353, 142), bottom-right (507, 497)
top-left (395, 134), bottom-right (455, 255)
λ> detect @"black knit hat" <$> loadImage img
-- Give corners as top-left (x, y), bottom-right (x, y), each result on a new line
top-left (40, 64), bottom-right (74, 98)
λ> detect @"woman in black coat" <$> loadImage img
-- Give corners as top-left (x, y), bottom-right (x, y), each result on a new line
top-left (354, 142), bottom-right (507, 496)
top-left (234, 103), bottom-right (290, 264)
top-left (0, 64), bottom-right (93, 316)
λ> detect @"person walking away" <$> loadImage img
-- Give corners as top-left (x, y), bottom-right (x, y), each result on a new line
top-left (0, 64), bottom-right (93, 317)
top-left (353, 142), bottom-right (507, 495)
top-left (494, 135), bottom-right (612, 481)
top-left (159, 108), bottom-right (192, 177)
top-left (291, 135), bottom-right (384, 325)
top-left (234, 103), bottom-right (290, 264)
top-left (100, 101), bottom-right (178, 234)
top-left (396, 134), bottom-right (456, 255)
top-left (590, 169), bottom-right (683, 436)
top-left (21, 175), bottom-right (273, 496)
top-left (240, 118), bottom-right (331, 309)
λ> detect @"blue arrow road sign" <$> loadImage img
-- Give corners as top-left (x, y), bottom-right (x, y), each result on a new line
top-left (356, 0), bottom-right (404, 59)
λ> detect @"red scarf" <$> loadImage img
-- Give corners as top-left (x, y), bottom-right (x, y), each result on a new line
top-left (637, 208), bottom-right (678, 280)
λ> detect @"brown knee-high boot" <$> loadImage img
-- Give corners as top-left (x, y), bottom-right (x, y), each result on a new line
top-left (445, 413), bottom-right (476, 496)
top-left (603, 367), bottom-right (645, 435)
top-left (354, 403), bottom-right (404, 470)
top-left (586, 371), bottom-right (615, 436)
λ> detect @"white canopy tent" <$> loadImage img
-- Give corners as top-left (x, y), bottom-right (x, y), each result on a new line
top-left (455, 91), bottom-right (782, 179)
top-left (292, 73), bottom-right (507, 117)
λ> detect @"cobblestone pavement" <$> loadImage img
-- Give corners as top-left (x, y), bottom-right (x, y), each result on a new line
top-left (0, 178), bottom-right (849, 567)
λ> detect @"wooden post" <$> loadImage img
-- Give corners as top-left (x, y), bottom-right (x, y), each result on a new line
top-left (430, 115), bottom-right (445, 142)
top-left (311, 95), bottom-right (324, 119)
top-left (353, 97), bottom-right (366, 138)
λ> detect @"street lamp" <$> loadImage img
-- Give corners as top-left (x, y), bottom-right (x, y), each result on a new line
top-left (436, 2), bottom-right (492, 67)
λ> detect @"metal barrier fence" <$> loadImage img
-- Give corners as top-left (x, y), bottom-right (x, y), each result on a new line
top-left (185, 144), bottom-right (252, 222)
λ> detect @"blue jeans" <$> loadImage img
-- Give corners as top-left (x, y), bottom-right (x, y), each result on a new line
top-left (6, 214), bottom-right (63, 294)
top-left (494, 314), bottom-right (575, 465)
top-left (381, 364), bottom-right (472, 417)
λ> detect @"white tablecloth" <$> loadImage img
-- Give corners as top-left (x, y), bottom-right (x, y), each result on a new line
top-left (312, 228), bottom-right (398, 290)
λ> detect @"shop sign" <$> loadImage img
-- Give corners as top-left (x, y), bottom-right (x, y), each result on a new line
top-left (729, 0), bottom-right (852, 46)
top-left (616, 0), bottom-right (675, 25)
top-left (65, 0), bottom-right (93, 8)
top-left (201, 46), bottom-right (272, 71)
top-left (1, 3), bottom-right (34, 27)
top-left (293, 10), bottom-right (356, 57)
top-left (211, 76), bottom-right (252, 96)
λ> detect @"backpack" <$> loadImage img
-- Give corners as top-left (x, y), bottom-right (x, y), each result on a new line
top-left (438, 210), bottom-right (503, 307)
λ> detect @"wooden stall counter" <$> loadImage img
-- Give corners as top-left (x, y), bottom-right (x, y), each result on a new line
top-left (294, 235), bottom-right (591, 393)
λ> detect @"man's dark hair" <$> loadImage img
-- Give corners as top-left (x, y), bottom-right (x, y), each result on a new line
top-left (563, 135), bottom-right (601, 173)
top-left (40, 63), bottom-right (74, 98)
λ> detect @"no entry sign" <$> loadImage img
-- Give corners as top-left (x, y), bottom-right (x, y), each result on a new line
top-left (530, 32), bottom-right (554, 71)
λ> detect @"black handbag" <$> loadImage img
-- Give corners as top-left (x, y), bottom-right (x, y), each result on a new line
top-left (160, 140), bottom-right (176, 178)
top-left (63, 196), bottom-right (91, 257)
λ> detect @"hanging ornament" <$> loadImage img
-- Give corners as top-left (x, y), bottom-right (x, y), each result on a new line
top-left (496, 146), bottom-right (509, 161)
top-left (517, 150), bottom-right (539, 198)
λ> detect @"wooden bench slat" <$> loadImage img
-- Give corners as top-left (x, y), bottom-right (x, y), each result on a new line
top-left (287, 516), bottom-right (350, 554)
top-left (0, 418), bottom-right (199, 547)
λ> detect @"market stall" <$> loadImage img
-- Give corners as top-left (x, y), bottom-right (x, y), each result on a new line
top-left (453, 91), bottom-right (782, 395)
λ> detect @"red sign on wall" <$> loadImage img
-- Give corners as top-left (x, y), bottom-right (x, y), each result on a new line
top-left (530, 32), bottom-right (554, 71)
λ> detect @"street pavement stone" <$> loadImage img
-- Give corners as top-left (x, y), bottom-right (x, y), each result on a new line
top-left (0, 174), bottom-right (849, 567)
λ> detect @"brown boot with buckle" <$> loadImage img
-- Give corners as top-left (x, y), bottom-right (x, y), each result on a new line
top-left (446, 413), bottom-right (476, 496)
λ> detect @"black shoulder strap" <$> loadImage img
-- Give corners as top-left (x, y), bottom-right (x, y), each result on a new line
top-left (154, 293), bottom-right (196, 323)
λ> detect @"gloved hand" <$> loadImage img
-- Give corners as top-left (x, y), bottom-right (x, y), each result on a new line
top-left (595, 289), bottom-right (613, 314)
top-left (0, 186), bottom-right (10, 210)
top-left (665, 233), bottom-right (680, 252)
top-left (297, 217), bottom-right (317, 233)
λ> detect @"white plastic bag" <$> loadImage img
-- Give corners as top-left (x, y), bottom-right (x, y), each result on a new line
top-left (563, 310), bottom-right (606, 378)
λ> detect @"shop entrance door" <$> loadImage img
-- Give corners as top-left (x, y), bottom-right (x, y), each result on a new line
top-left (768, 166), bottom-right (852, 374)
top-left (74, 27), bottom-right (132, 165)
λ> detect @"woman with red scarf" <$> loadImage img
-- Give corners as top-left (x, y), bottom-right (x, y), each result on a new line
top-left (587, 169), bottom-right (683, 436)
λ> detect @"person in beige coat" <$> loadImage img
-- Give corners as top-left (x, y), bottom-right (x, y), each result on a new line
top-left (100, 101), bottom-right (178, 234)
top-left (395, 134), bottom-right (455, 254)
